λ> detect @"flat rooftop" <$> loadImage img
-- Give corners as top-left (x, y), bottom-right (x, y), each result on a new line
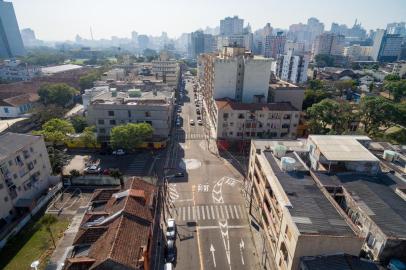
top-left (262, 150), bottom-right (356, 236)
top-left (309, 135), bottom-right (379, 162)
top-left (41, 64), bottom-right (82, 74)
top-left (0, 133), bottom-right (41, 162)
top-left (269, 79), bottom-right (299, 89)
top-left (315, 172), bottom-right (406, 239)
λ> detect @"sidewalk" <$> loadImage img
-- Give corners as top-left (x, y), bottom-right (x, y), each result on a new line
top-left (45, 207), bottom-right (87, 270)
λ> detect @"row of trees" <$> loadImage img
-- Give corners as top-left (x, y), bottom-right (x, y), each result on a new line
top-left (38, 83), bottom-right (78, 107)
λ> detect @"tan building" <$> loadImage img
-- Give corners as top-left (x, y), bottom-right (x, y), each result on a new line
top-left (247, 139), bottom-right (363, 270)
top-left (0, 133), bottom-right (52, 222)
top-left (151, 59), bottom-right (180, 88)
top-left (269, 79), bottom-right (305, 111)
top-left (214, 99), bottom-right (300, 140)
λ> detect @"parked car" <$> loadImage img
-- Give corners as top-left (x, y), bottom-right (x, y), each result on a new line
top-left (190, 119), bottom-right (195, 125)
top-left (112, 149), bottom-right (125, 155)
top-left (84, 165), bottom-right (101, 174)
top-left (164, 263), bottom-right (173, 270)
top-left (166, 240), bottom-right (176, 263)
top-left (174, 172), bottom-right (184, 178)
top-left (166, 218), bottom-right (176, 239)
top-left (197, 119), bottom-right (203, 125)
top-left (102, 168), bottom-right (110, 175)
top-left (177, 108), bottom-right (182, 113)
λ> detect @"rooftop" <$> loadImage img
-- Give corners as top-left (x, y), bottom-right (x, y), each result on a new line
top-left (215, 99), bottom-right (298, 112)
top-left (309, 135), bottom-right (379, 162)
top-left (269, 79), bottom-right (299, 89)
top-left (261, 148), bottom-right (356, 236)
top-left (300, 253), bottom-right (379, 270)
top-left (0, 93), bottom-right (39, 107)
top-left (0, 133), bottom-right (42, 163)
top-left (90, 89), bottom-right (173, 106)
top-left (315, 172), bottom-right (406, 239)
top-left (41, 64), bottom-right (82, 75)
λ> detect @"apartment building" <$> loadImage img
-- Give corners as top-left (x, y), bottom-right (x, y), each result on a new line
top-left (269, 79), bottom-right (305, 111)
top-left (0, 93), bottom-right (39, 118)
top-left (343, 45), bottom-right (373, 61)
top-left (392, 61), bottom-right (406, 78)
top-left (63, 177), bottom-right (156, 270)
top-left (214, 99), bottom-right (299, 141)
top-left (86, 89), bottom-right (174, 140)
top-left (247, 139), bottom-right (363, 270)
top-left (0, 133), bottom-right (52, 222)
top-left (248, 135), bottom-right (406, 269)
top-left (264, 32), bottom-right (287, 59)
top-left (312, 33), bottom-right (345, 57)
top-left (276, 50), bottom-right (310, 84)
top-left (0, 59), bottom-right (41, 82)
top-left (372, 30), bottom-right (403, 62)
top-left (151, 59), bottom-right (180, 88)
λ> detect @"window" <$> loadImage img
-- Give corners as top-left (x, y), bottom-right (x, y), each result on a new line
top-left (238, 114), bottom-right (245, 119)
top-left (4, 107), bottom-right (9, 113)
top-left (128, 110), bottom-right (131, 118)
top-left (230, 122), bottom-right (234, 126)
top-left (30, 147), bottom-right (34, 153)
top-left (283, 114), bottom-right (291, 120)
top-left (98, 119), bottom-right (105, 125)
top-left (109, 119), bottom-right (116, 125)
top-left (145, 111), bottom-right (151, 117)
top-left (229, 132), bottom-right (233, 135)
top-left (4, 196), bottom-right (8, 202)
top-left (223, 113), bottom-right (229, 119)
top-left (8, 160), bottom-right (13, 166)
top-left (108, 110), bottom-right (114, 116)
top-left (99, 128), bottom-right (106, 134)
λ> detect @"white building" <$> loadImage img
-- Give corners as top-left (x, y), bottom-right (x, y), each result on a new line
top-left (0, 133), bottom-right (52, 222)
top-left (343, 45), bottom-right (372, 61)
top-left (0, 93), bottom-right (39, 118)
top-left (312, 33), bottom-right (345, 57)
top-left (217, 34), bottom-right (253, 51)
top-left (392, 61), bottom-right (406, 78)
top-left (0, 59), bottom-right (41, 82)
top-left (214, 99), bottom-right (300, 140)
top-left (220, 16), bottom-right (244, 36)
top-left (101, 68), bottom-right (126, 81)
top-left (151, 59), bottom-right (180, 88)
top-left (276, 50), bottom-right (310, 84)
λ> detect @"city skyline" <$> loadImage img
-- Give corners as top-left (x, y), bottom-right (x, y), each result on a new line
top-left (10, 0), bottom-right (406, 41)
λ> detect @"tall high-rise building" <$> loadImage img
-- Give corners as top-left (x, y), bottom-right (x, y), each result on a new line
top-left (20, 28), bottom-right (36, 47)
top-left (386, 22), bottom-right (406, 36)
top-left (220, 16), bottom-right (244, 36)
top-left (276, 49), bottom-right (310, 84)
top-left (131, 31), bottom-right (138, 42)
top-left (312, 33), bottom-right (345, 57)
top-left (371, 29), bottom-right (402, 62)
top-left (137, 35), bottom-right (149, 50)
top-left (264, 32), bottom-right (286, 58)
top-left (190, 30), bottom-right (205, 58)
top-left (0, 0), bottom-right (26, 58)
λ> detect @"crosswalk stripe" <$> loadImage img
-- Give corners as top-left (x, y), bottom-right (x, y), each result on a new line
top-left (238, 205), bottom-right (244, 218)
top-left (225, 205), bottom-right (230, 219)
top-left (234, 205), bottom-right (239, 219)
top-left (196, 205), bottom-right (200, 220)
top-left (215, 204), bottom-right (220, 219)
top-left (220, 205), bottom-right (225, 219)
top-left (193, 206), bottom-right (196, 220)
top-left (229, 205), bottom-right (234, 219)
top-left (210, 205), bottom-right (215, 219)
top-left (182, 206), bottom-right (186, 221)
top-left (201, 206), bottom-right (205, 220)
top-left (206, 205), bottom-right (211, 219)
top-left (188, 206), bottom-right (191, 220)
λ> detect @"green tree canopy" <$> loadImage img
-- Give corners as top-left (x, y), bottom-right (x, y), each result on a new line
top-left (303, 89), bottom-right (331, 110)
top-left (359, 96), bottom-right (398, 135)
top-left (79, 72), bottom-right (100, 90)
top-left (34, 118), bottom-right (75, 144)
top-left (38, 83), bottom-right (78, 107)
top-left (384, 80), bottom-right (406, 102)
top-left (334, 80), bottom-right (355, 96)
top-left (79, 126), bottom-right (97, 148)
top-left (306, 99), bottom-right (354, 134)
top-left (70, 115), bottom-right (88, 133)
top-left (110, 123), bottom-right (154, 150)
top-left (384, 74), bottom-right (401, 81)
top-left (314, 54), bottom-right (335, 67)
top-left (308, 79), bottom-right (324, 90)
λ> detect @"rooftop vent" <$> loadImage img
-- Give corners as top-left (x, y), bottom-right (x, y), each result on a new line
top-left (273, 144), bottom-right (287, 158)
top-left (281, 156), bottom-right (296, 172)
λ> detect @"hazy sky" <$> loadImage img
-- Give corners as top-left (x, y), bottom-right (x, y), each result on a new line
top-left (10, 0), bottom-right (406, 41)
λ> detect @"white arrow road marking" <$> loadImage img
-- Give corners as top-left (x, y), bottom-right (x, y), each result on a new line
top-left (219, 220), bottom-right (231, 269)
top-left (210, 244), bottom-right (216, 268)
top-left (239, 238), bottom-right (245, 265)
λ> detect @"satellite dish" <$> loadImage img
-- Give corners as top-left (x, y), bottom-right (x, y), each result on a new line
top-left (30, 261), bottom-right (40, 269)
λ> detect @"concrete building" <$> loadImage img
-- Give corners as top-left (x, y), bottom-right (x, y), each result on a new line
top-left (0, 0), bottom-right (26, 58)
top-left (269, 79), bottom-right (305, 111)
top-left (0, 133), bottom-right (52, 222)
top-left (220, 16), bottom-right (244, 36)
top-left (0, 59), bottom-right (41, 82)
top-left (0, 93), bottom-right (39, 118)
top-left (386, 22), bottom-right (406, 36)
top-left (151, 58), bottom-right (180, 88)
top-left (86, 89), bottom-right (174, 140)
top-left (312, 33), bottom-right (345, 57)
top-left (190, 30), bottom-right (205, 58)
top-left (392, 61), bottom-right (406, 78)
top-left (276, 50), bottom-right (310, 84)
top-left (217, 34), bottom-right (253, 51)
top-left (264, 32), bottom-right (287, 58)
top-left (214, 99), bottom-right (300, 141)
top-left (101, 68), bottom-right (126, 81)
top-left (63, 177), bottom-right (156, 270)
top-left (371, 30), bottom-right (403, 62)
top-left (343, 45), bottom-right (372, 61)
top-left (137, 35), bottom-right (149, 50)
top-left (247, 139), bottom-right (363, 270)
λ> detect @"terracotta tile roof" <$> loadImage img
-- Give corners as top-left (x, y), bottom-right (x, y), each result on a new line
top-left (215, 98), bottom-right (298, 111)
top-left (65, 177), bottom-right (156, 270)
top-left (91, 188), bottom-right (120, 202)
top-left (0, 93), bottom-right (39, 107)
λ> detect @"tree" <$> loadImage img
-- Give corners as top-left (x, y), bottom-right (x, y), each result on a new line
top-left (79, 72), bottom-right (100, 90)
top-left (334, 80), bottom-right (355, 97)
top-left (109, 168), bottom-right (124, 186)
top-left (303, 89), bottom-right (331, 110)
top-left (40, 214), bottom-right (58, 248)
top-left (70, 115), bottom-right (88, 133)
top-left (384, 74), bottom-right (400, 81)
top-left (143, 49), bottom-right (158, 62)
top-left (384, 80), bottom-right (406, 102)
top-left (34, 118), bottom-right (75, 144)
top-left (359, 96), bottom-right (397, 135)
top-left (110, 123), bottom-right (153, 150)
top-left (69, 169), bottom-right (81, 178)
top-left (306, 99), bottom-right (354, 134)
top-left (47, 146), bottom-right (68, 174)
top-left (308, 80), bottom-right (324, 90)
top-left (79, 126), bottom-right (97, 148)
top-left (38, 83), bottom-right (78, 107)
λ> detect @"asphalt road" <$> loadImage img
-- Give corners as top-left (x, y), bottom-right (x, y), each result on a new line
top-left (158, 77), bottom-right (260, 270)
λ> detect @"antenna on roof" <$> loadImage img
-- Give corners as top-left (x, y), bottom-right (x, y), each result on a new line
top-left (90, 26), bottom-right (94, 41)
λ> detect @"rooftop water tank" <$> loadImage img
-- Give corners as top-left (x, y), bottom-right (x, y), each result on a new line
top-left (273, 144), bottom-right (287, 158)
top-left (383, 150), bottom-right (397, 162)
top-left (281, 157), bottom-right (296, 172)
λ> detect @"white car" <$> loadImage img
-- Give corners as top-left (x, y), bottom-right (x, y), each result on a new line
top-left (197, 119), bottom-right (203, 125)
top-left (112, 149), bottom-right (125, 155)
top-left (164, 263), bottom-right (173, 270)
top-left (84, 165), bottom-right (101, 174)
top-left (190, 119), bottom-right (195, 125)
top-left (166, 218), bottom-right (176, 239)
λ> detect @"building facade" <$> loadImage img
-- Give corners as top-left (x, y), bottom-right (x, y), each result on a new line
top-left (312, 33), bottom-right (345, 57)
top-left (0, 0), bottom-right (26, 58)
top-left (0, 59), bottom-right (41, 82)
top-left (151, 59), bottom-right (180, 88)
top-left (276, 50), bottom-right (310, 84)
top-left (0, 133), bottom-right (52, 222)
top-left (264, 32), bottom-right (287, 58)
top-left (392, 61), bottom-right (406, 78)
top-left (0, 93), bottom-right (39, 118)
top-left (372, 30), bottom-right (403, 62)
top-left (343, 45), bottom-right (372, 61)
top-left (220, 16), bottom-right (244, 36)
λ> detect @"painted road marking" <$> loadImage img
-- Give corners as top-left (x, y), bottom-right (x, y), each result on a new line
top-left (229, 205), bottom-right (234, 219)
top-left (225, 205), bottom-right (230, 219)
top-left (220, 205), bottom-right (225, 219)
top-left (234, 205), bottom-right (240, 219)
top-left (188, 206), bottom-right (191, 220)
top-left (215, 204), bottom-right (220, 219)
top-left (206, 205), bottom-right (211, 219)
top-left (211, 205), bottom-right (215, 219)
top-left (201, 206), bottom-right (206, 220)
top-left (174, 204), bottom-right (246, 222)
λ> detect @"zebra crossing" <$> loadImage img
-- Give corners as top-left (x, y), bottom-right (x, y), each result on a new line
top-left (175, 131), bottom-right (208, 140)
top-left (123, 155), bottom-right (151, 176)
top-left (171, 204), bottom-right (245, 222)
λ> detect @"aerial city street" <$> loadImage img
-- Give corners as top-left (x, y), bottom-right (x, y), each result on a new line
top-left (0, 1), bottom-right (406, 270)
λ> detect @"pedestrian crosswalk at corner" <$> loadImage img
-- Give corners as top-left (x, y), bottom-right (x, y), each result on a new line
top-left (171, 204), bottom-right (246, 222)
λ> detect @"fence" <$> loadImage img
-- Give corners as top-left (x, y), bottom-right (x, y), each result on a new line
top-left (0, 182), bottom-right (63, 250)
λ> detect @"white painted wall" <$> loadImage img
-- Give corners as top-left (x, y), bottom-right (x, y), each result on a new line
top-left (213, 60), bottom-right (238, 99)
top-left (242, 59), bottom-right (272, 103)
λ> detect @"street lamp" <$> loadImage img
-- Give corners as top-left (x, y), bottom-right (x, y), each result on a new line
top-left (30, 260), bottom-right (40, 270)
